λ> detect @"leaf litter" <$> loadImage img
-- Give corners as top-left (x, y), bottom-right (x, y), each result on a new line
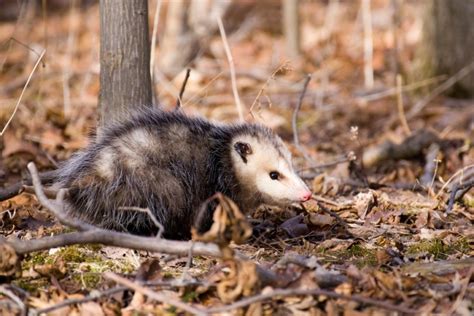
top-left (0, 1), bottom-right (473, 315)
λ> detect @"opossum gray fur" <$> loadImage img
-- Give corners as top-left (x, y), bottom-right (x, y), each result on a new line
top-left (57, 108), bottom-right (311, 240)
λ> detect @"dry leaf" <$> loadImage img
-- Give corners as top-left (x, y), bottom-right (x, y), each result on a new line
top-left (308, 213), bottom-right (335, 227)
top-left (78, 302), bottom-right (104, 316)
top-left (0, 243), bottom-right (19, 277)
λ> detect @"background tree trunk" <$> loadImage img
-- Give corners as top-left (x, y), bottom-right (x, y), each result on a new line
top-left (98, 0), bottom-right (152, 128)
top-left (416, 0), bottom-right (474, 97)
top-left (158, 1), bottom-right (198, 78)
top-left (158, 0), bottom-right (231, 78)
top-left (282, 0), bottom-right (300, 59)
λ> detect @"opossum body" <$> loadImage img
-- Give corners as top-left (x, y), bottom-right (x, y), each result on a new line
top-left (58, 109), bottom-right (311, 239)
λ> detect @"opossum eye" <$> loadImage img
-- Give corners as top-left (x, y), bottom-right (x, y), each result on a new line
top-left (269, 171), bottom-right (280, 180)
top-left (234, 142), bottom-right (252, 163)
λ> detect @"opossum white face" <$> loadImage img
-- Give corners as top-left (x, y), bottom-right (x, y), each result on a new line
top-left (231, 134), bottom-right (312, 205)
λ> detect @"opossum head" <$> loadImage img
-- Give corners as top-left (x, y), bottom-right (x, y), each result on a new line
top-left (230, 129), bottom-right (312, 206)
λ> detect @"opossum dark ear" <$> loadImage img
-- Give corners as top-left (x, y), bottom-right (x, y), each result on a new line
top-left (234, 142), bottom-right (252, 163)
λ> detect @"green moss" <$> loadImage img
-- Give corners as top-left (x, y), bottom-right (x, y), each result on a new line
top-left (182, 291), bottom-right (199, 303)
top-left (22, 252), bottom-right (50, 269)
top-left (58, 245), bottom-right (90, 263)
top-left (71, 272), bottom-right (102, 289)
top-left (316, 243), bottom-right (378, 267)
top-left (407, 238), bottom-right (470, 260)
top-left (12, 278), bottom-right (49, 294)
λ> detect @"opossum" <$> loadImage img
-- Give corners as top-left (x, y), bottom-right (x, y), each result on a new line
top-left (57, 108), bottom-right (311, 239)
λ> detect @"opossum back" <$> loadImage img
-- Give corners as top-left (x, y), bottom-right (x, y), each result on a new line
top-left (57, 110), bottom-right (222, 238)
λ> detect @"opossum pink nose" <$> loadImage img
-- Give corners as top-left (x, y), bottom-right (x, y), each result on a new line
top-left (300, 191), bottom-right (312, 202)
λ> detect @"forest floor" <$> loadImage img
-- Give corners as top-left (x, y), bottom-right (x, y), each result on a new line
top-left (0, 1), bottom-right (473, 315)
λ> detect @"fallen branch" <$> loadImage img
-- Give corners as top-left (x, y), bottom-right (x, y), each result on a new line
top-left (36, 286), bottom-right (127, 315)
top-left (207, 287), bottom-right (418, 314)
top-left (104, 272), bottom-right (207, 316)
top-left (2, 229), bottom-right (221, 257)
top-left (362, 129), bottom-right (439, 168)
top-left (35, 279), bottom-right (206, 315)
top-left (0, 169), bottom-right (58, 202)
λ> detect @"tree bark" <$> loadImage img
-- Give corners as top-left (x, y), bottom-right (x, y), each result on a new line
top-left (99, 0), bottom-right (153, 128)
top-left (417, 0), bottom-right (474, 97)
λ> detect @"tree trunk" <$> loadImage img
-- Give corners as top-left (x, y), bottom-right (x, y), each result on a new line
top-left (158, 1), bottom-right (198, 78)
top-left (282, 0), bottom-right (300, 59)
top-left (417, 0), bottom-right (474, 97)
top-left (99, 0), bottom-right (153, 128)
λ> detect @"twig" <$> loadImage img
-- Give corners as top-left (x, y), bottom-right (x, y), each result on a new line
top-left (207, 287), bottom-right (417, 314)
top-left (36, 286), bottom-right (126, 314)
top-left (291, 75), bottom-right (315, 162)
top-left (180, 241), bottom-right (195, 283)
top-left (446, 178), bottom-right (474, 213)
top-left (448, 267), bottom-right (473, 314)
top-left (182, 71), bottom-right (223, 108)
top-left (0, 286), bottom-right (26, 316)
top-left (297, 152), bottom-right (356, 173)
top-left (292, 74), bottom-right (312, 147)
top-left (28, 162), bottom-right (94, 231)
top-left (216, 15), bottom-right (245, 122)
top-left (0, 49), bottom-right (45, 136)
top-left (175, 68), bottom-right (191, 110)
top-left (315, 200), bottom-right (350, 231)
top-left (406, 61), bottom-right (474, 120)
top-left (249, 62), bottom-right (290, 118)
top-left (396, 74), bottom-right (411, 135)
top-left (36, 279), bottom-right (206, 314)
top-left (118, 206), bottom-right (164, 238)
top-left (361, 0), bottom-right (374, 89)
top-left (1, 37), bottom-right (43, 73)
top-left (357, 75), bottom-right (445, 102)
top-left (435, 164), bottom-right (474, 199)
top-left (104, 272), bottom-right (207, 316)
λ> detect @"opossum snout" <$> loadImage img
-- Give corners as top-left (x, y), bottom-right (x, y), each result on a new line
top-left (299, 191), bottom-right (312, 202)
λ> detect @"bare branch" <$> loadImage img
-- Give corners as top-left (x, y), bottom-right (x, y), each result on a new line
top-left (104, 272), bottom-right (207, 316)
top-left (27, 162), bottom-right (94, 231)
top-left (0, 286), bottom-right (26, 316)
top-left (4, 229), bottom-right (221, 257)
top-left (207, 287), bottom-right (418, 314)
